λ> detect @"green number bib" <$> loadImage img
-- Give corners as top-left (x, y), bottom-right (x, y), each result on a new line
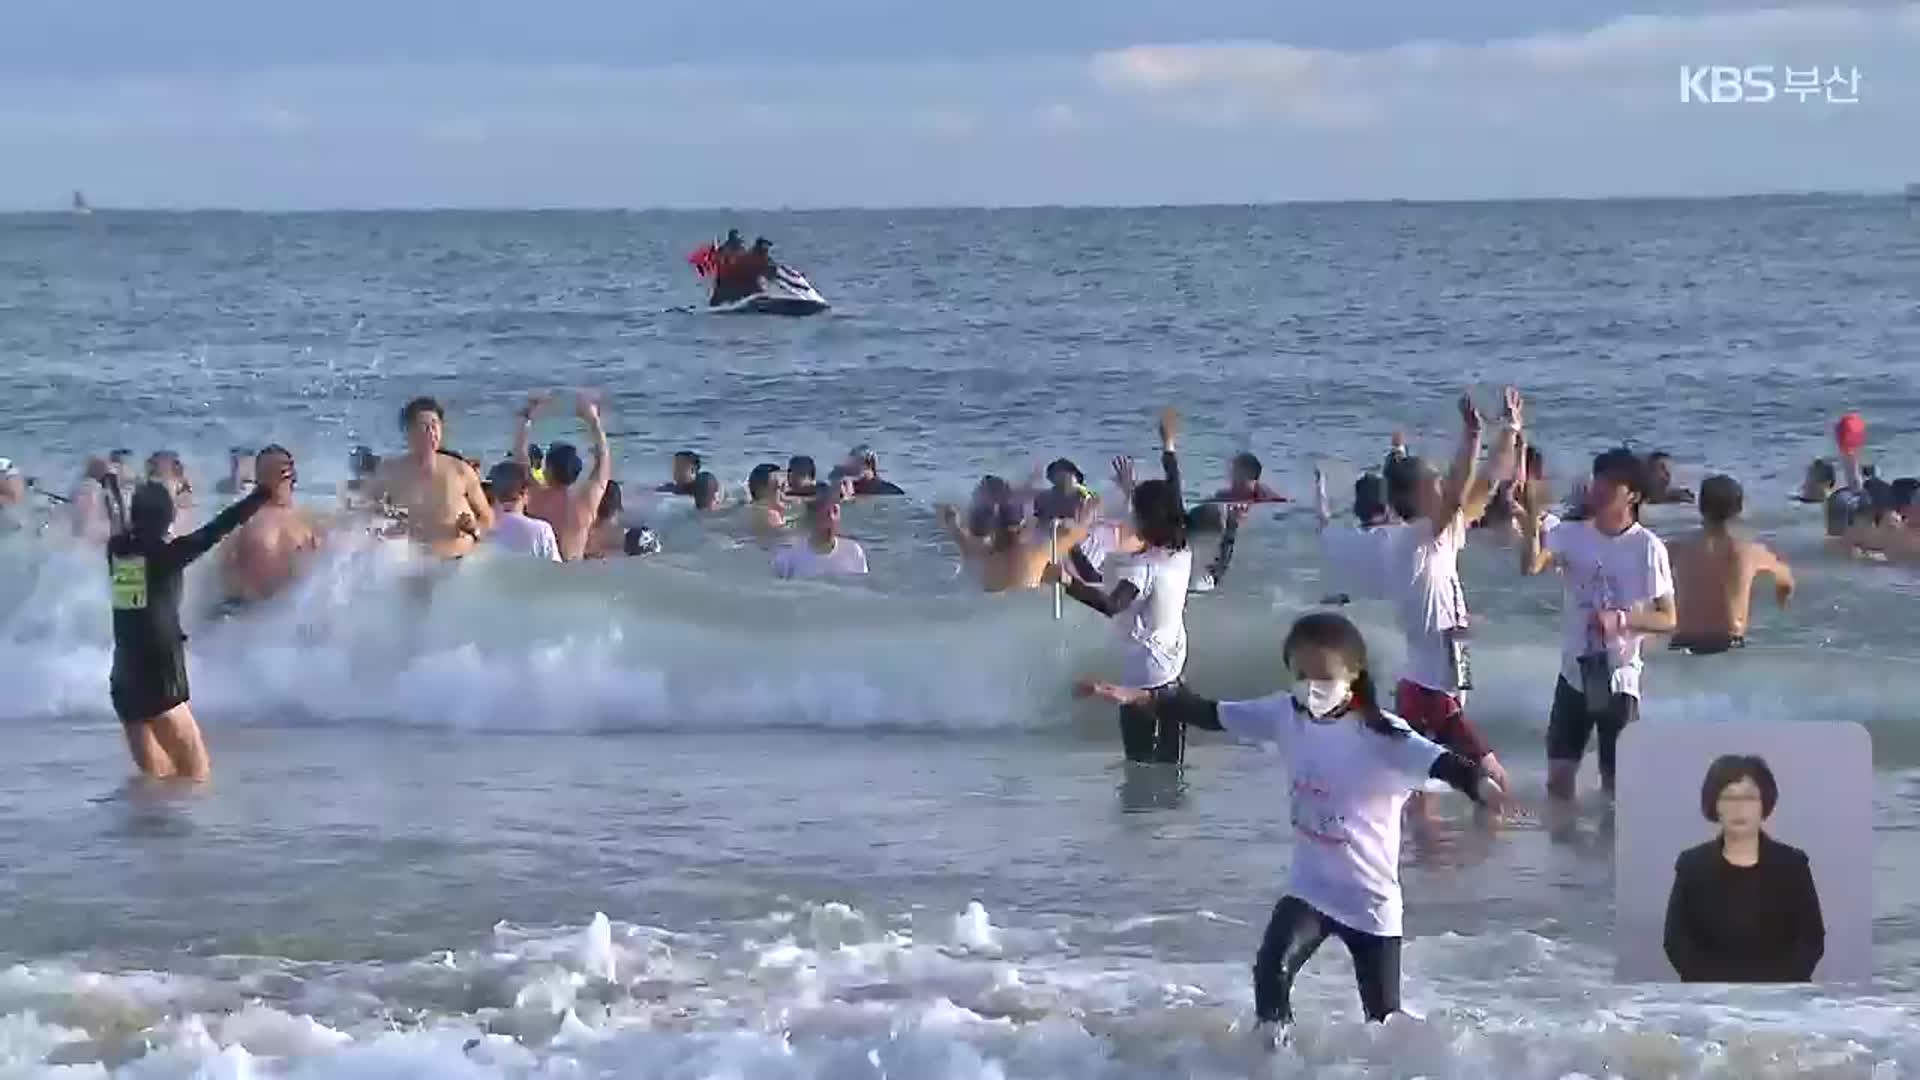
top-left (110, 557), bottom-right (149, 610)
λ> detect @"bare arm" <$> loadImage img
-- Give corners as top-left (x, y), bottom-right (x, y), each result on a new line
top-left (1624, 594), bottom-right (1677, 635)
top-left (938, 507), bottom-right (991, 560)
top-left (1516, 484), bottom-right (1556, 576)
top-left (1435, 392), bottom-right (1485, 536)
top-left (463, 462), bottom-right (495, 533)
top-left (511, 392), bottom-right (547, 468)
top-left (571, 394), bottom-right (613, 516)
top-left (1757, 543), bottom-right (1795, 607)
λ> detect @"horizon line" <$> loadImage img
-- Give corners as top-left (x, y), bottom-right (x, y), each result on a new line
top-left (9, 187), bottom-right (1915, 215)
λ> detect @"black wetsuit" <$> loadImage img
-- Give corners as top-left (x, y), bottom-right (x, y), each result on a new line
top-left (851, 477), bottom-right (904, 496)
top-left (106, 486), bottom-right (269, 723)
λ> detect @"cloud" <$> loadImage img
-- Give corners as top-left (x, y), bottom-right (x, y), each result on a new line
top-left (0, 5), bottom-right (1915, 208)
top-left (1091, 4), bottom-right (1920, 126)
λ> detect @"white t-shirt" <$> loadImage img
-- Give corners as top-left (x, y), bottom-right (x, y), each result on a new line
top-left (774, 537), bottom-right (869, 579)
top-left (489, 510), bottom-right (561, 561)
top-left (1318, 524), bottom-right (1396, 601)
top-left (1113, 546), bottom-right (1193, 689)
top-left (1545, 519), bottom-right (1674, 699)
top-left (1216, 693), bottom-right (1448, 937)
top-left (1385, 517), bottom-right (1469, 692)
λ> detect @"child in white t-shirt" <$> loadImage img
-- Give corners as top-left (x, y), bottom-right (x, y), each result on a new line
top-left (1077, 611), bottom-right (1508, 1037)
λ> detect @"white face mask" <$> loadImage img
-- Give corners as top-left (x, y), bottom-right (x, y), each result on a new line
top-left (1292, 678), bottom-right (1351, 719)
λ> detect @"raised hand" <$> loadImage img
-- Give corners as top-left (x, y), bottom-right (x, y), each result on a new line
top-left (1458, 392), bottom-right (1484, 436)
top-left (1158, 407), bottom-right (1180, 449)
top-left (520, 391), bottom-right (552, 420)
top-left (1111, 455), bottom-right (1137, 495)
top-left (574, 390), bottom-right (602, 422)
top-left (1502, 386), bottom-right (1524, 430)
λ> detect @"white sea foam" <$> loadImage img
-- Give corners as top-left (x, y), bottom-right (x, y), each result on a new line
top-left (0, 903), bottom-right (1914, 1078)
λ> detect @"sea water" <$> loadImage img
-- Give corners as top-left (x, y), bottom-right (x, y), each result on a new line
top-left (0, 199), bottom-right (1917, 1077)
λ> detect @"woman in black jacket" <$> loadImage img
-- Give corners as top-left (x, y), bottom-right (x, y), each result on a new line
top-left (1663, 754), bottom-right (1824, 982)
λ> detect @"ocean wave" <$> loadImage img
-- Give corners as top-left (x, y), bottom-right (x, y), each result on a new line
top-left (3, 519), bottom-right (1914, 760)
top-left (2, 903), bottom-right (1915, 1078)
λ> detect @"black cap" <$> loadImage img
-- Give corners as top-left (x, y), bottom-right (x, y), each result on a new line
top-left (1046, 458), bottom-right (1085, 485)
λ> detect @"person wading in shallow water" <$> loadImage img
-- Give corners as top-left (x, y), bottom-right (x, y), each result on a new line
top-left (100, 454), bottom-right (291, 781)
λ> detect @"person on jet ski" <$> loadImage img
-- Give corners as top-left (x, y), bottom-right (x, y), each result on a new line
top-left (710, 237), bottom-right (777, 306)
top-left (716, 229), bottom-right (745, 262)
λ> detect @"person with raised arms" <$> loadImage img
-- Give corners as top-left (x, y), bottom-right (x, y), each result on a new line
top-left (1051, 407), bottom-right (1197, 764)
top-left (1378, 387), bottom-right (1524, 795)
top-left (512, 390), bottom-right (613, 561)
top-left (100, 454), bottom-right (291, 780)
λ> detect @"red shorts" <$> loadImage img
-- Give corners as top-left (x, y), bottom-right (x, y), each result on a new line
top-left (1394, 680), bottom-right (1491, 763)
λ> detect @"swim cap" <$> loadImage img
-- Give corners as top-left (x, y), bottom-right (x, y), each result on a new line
top-left (1836, 413), bottom-right (1866, 455)
top-left (129, 481), bottom-right (176, 536)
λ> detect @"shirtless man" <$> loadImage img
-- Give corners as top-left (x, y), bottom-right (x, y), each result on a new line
top-left (939, 480), bottom-right (1093, 593)
top-left (513, 390), bottom-right (612, 561)
top-left (220, 445), bottom-right (325, 610)
top-left (1667, 475), bottom-right (1794, 654)
top-left (747, 463), bottom-right (789, 532)
top-left (366, 397), bottom-right (494, 559)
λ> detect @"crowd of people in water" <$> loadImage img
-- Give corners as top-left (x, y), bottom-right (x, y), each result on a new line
top-left (0, 387), bottom-right (1911, 1043)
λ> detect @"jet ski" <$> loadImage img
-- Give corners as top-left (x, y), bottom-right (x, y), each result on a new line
top-left (709, 265), bottom-right (830, 317)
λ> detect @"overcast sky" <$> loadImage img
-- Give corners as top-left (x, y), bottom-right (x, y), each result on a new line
top-left (1, 1), bottom-right (1915, 208)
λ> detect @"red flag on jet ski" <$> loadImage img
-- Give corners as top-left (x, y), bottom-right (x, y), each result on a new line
top-left (688, 243), bottom-right (719, 278)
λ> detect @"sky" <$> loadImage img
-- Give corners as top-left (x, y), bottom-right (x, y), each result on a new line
top-left (0, 1), bottom-right (1916, 208)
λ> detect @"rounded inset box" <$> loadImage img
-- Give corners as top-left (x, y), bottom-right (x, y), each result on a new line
top-left (1614, 720), bottom-right (1872, 984)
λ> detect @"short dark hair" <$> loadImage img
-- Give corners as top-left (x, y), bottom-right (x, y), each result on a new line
top-left (1045, 458), bottom-right (1084, 485)
top-left (1231, 452), bottom-right (1263, 481)
top-left (399, 397), bottom-right (444, 430)
top-left (1385, 455), bottom-right (1432, 522)
top-left (787, 455), bottom-right (817, 482)
top-left (1699, 474), bottom-right (1743, 525)
top-left (692, 471), bottom-right (722, 510)
top-left (1807, 458), bottom-right (1836, 487)
top-left (674, 450), bottom-right (701, 469)
top-left (1131, 479), bottom-right (1188, 551)
top-left (487, 461), bottom-right (531, 502)
top-left (1353, 473), bottom-right (1389, 526)
top-left (546, 442), bottom-right (583, 485)
top-left (1700, 754), bottom-right (1779, 821)
top-left (1592, 447), bottom-right (1647, 497)
top-left (1893, 477), bottom-right (1920, 511)
top-left (527, 444), bottom-right (545, 468)
top-left (748, 463), bottom-right (782, 500)
top-left (1649, 451), bottom-right (1673, 465)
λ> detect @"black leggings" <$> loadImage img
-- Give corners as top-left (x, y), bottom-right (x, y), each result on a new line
top-left (1118, 681), bottom-right (1218, 764)
top-left (1253, 895), bottom-right (1401, 1025)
